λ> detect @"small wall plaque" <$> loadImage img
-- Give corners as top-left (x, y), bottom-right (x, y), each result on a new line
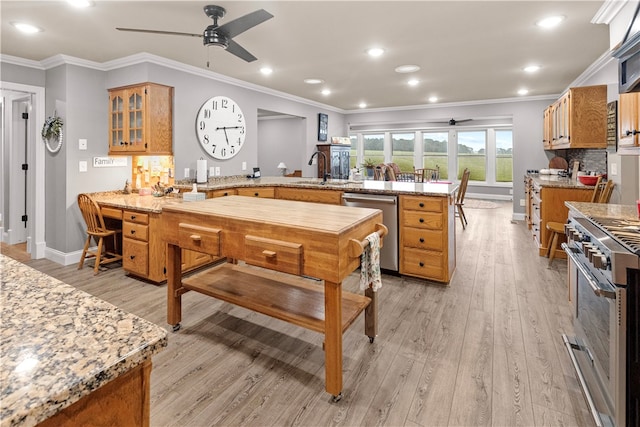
top-left (93, 157), bottom-right (128, 168)
top-left (607, 101), bottom-right (617, 147)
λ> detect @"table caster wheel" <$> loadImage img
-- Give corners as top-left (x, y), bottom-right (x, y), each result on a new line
top-left (171, 323), bottom-right (181, 332)
top-left (331, 392), bottom-right (342, 403)
top-left (368, 336), bottom-right (375, 343)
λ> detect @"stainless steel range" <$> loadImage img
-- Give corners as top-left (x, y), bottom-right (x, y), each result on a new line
top-left (563, 207), bottom-right (640, 427)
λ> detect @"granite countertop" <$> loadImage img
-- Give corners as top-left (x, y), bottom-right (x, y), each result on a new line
top-left (528, 174), bottom-right (596, 189)
top-left (0, 255), bottom-right (168, 427)
top-left (91, 176), bottom-right (458, 213)
top-left (173, 176), bottom-right (459, 197)
top-left (565, 202), bottom-right (639, 221)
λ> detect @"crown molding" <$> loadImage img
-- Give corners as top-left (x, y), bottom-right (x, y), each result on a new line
top-left (592, 0), bottom-right (629, 24)
top-left (567, 49), bottom-right (616, 89)
top-left (0, 54), bottom-right (45, 70)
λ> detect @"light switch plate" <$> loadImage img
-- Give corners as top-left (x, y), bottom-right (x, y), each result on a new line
top-left (79, 161), bottom-right (87, 172)
top-left (611, 163), bottom-right (618, 176)
top-left (184, 168), bottom-right (190, 178)
top-left (79, 138), bottom-right (87, 150)
top-left (215, 167), bottom-right (221, 176)
top-left (209, 166), bottom-right (215, 177)
top-left (242, 162), bottom-right (247, 171)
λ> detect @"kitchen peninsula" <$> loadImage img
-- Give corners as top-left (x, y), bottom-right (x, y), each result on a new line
top-left (92, 176), bottom-right (458, 284)
top-left (0, 255), bottom-right (167, 427)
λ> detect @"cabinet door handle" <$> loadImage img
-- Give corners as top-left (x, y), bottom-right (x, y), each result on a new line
top-left (129, 255), bottom-right (135, 260)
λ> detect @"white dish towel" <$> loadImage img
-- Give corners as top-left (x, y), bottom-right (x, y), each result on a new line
top-left (359, 232), bottom-right (382, 292)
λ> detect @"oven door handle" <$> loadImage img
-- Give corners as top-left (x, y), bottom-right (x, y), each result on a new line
top-left (562, 243), bottom-right (616, 300)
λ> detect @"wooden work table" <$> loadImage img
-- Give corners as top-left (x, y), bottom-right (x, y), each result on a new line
top-left (160, 196), bottom-right (386, 400)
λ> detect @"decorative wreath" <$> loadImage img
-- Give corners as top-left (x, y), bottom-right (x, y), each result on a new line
top-left (42, 115), bottom-right (64, 153)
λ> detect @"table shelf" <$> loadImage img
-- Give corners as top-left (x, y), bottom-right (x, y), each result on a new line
top-left (181, 263), bottom-right (371, 334)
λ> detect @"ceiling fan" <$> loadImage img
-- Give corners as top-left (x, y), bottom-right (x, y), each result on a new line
top-left (447, 118), bottom-right (472, 126)
top-left (116, 5), bottom-right (273, 63)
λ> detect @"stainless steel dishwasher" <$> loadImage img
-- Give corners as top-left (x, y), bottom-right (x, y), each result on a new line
top-left (342, 193), bottom-right (398, 272)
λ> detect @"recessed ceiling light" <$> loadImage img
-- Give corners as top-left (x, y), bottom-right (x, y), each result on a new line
top-left (11, 22), bottom-right (42, 34)
top-left (428, 96), bottom-right (438, 103)
top-left (395, 65), bottom-right (420, 73)
top-left (359, 102), bottom-right (367, 109)
top-left (536, 15), bottom-right (565, 28)
top-left (321, 89), bottom-right (331, 96)
top-left (518, 88), bottom-right (529, 95)
top-left (408, 79), bottom-right (419, 87)
top-left (304, 78), bottom-right (324, 85)
top-left (260, 67), bottom-right (273, 75)
top-left (67, 0), bottom-right (93, 7)
top-left (366, 47), bottom-right (384, 57)
top-left (523, 65), bottom-right (541, 73)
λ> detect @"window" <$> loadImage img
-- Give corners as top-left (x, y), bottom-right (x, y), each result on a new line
top-left (391, 133), bottom-right (414, 171)
top-left (457, 131), bottom-right (486, 181)
top-left (496, 130), bottom-right (513, 183)
top-left (363, 134), bottom-right (384, 166)
top-left (423, 132), bottom-right (449, 179)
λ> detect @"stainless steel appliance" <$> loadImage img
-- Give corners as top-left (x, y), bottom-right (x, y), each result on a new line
top-left (342, 193), bottom-right (398, 271)
top-left (563, 213), bottom-right (640, 427)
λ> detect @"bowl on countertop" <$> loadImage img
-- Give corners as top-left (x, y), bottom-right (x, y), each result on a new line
top-left (578, 175), bottom-right (601, 186)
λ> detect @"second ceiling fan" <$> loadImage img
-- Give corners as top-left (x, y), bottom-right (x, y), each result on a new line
top-left (117, 5), bottom-right (273, 63)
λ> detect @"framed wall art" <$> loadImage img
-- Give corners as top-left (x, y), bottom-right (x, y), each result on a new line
top-left (318, 113), bottom-right (328, 142)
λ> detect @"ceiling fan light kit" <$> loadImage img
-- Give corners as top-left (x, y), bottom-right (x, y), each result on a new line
top-left (117, 4), bottom-right (273, 63)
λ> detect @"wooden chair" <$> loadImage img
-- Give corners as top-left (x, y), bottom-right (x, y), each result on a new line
top-left (546, 179), bottom-right (615, 265)
top-left (455, 168), bottom-right (471, 229)
top-left (77, 193), bottom-right (122, 275)
top-left (414, 166), bottom-right (440, 182)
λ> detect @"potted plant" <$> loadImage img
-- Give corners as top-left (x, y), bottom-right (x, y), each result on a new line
top-left (362, 158), bottom-right (376, 178)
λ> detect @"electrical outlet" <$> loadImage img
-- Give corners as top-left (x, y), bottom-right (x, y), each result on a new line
top-left (79, 138), bottom-right (87, 150)
top-left (242, 162), bottom-right (247, 171)
top-left (519, 199), bottom-right (525, 207)
top-left (209, 166), bottom-right (215, 177)
top-left (215, 167), bottom-right (221, 176)
top-left (79, 161), bottom-right (87, 172)
top-left (184, 168), bottom-right (190, 178)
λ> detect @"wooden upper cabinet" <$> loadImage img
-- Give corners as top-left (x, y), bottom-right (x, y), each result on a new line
top-left (543, 85), bottom-right (607, 150)
top-left (618, 92), bottom-right (640, 153)
top-left (108, 83), bottom-right (173, 155)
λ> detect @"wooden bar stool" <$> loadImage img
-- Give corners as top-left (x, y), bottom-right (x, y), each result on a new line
top-left (545, 222), bottom-right (565, 265)
top-left (77, 193), bottom-right (122, 275)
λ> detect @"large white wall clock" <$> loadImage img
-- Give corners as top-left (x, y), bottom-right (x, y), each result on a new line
top-left (195, 96), bottom-right (246, 159)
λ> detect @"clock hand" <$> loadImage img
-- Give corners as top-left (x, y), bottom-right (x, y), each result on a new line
top-left (223, 128), bottom-right (229, 144)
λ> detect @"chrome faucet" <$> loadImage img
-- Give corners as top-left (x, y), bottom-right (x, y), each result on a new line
top-left (308, 151), bottom-right (330, 182)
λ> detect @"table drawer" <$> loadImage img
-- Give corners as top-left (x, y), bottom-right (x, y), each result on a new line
top-left (245, 235), bottom-right (303, 275)
top-left (123, 239), bottom-right (148, 277)
top-left (401, 247), bottom-right (444, 280)
top-left (402, 196), bottom-right (443, 212)
top-left (123, 221), bottom-right (149, 242)
top-left (178, 223), bottom-right (221, 256)
top-left (100, 206), bottom-right (122, 220)
top-left (402, 211), bottom-right (443, 229)
top-left (402, 226), bottom-right (443, 251)
top-left (123, 210), bottom-right (149, 225)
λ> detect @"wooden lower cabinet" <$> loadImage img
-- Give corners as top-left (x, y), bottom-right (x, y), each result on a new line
top-left (121, 208), bottom-right (212, 283)
top-left (528, 181), bottom-right (593, 259)
top-left (275, 187), bottom-right (343, 204)
top-left (399, 195), bottom-right (455, 283)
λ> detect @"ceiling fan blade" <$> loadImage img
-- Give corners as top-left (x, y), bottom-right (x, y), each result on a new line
top-left (116, 27), bottom-right (203, 38)
top-left (225, 39), bottom-right (257, 62)
top-left (217, 9), bottom-right (273, 38)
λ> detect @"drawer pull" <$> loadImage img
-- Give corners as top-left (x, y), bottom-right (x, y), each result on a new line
top-left (419, 202), bottom-right (424, 208)
top-left (262, 250), bottom-right (277, 258)
top-left (130, 230), bottom-right (136, 235)
top-left (254, 192), bottom-right (259, 197)
top-left (419, 237), bottom-right (425, 243)
top-left (419, 262), bottom-right (424, 267)
top-left (190, 234), bottom-right (202, 242)
top-left (130, 215), bottom-right (136, 220)
top-left (419, 218), bottom-right (424, 223)
top-left (129, 255), bottom-right (135, 260)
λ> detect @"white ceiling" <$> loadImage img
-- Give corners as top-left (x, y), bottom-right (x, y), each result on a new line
top-left (1, 1), bottom-right (611, 111)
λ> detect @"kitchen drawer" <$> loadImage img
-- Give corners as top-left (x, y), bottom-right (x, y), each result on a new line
top-left (402, 196), bottom-right (443, 213)
top-left (207, 189), bottom-right (237, 198)
top-left (401, 247), bottom-right (444, 280)
top-left (123, 210), bottom-right (149, 225)
top-left (100, 207), bottom-right (122, 220)
top-left (401, 226), bottom-right (443, 251)
top-left (236, 187), bottom-right (275, 198)
top-left (402, 211), bottom-right (443, 229)
top-left (178, 223), bottom-right (221, 256)
top-left (245, 235), bottom-right (303, 275)
top-left (123, 221), bottom-right (149, 242)
top-left (123, 239), bottom-right (148, 277)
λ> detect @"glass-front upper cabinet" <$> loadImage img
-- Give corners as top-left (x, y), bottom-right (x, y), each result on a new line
top-left (108, 83), bottom-right (173, 155)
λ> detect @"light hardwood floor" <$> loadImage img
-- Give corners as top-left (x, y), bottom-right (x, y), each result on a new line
top-left (7, 201), bottom-right (594, 427)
